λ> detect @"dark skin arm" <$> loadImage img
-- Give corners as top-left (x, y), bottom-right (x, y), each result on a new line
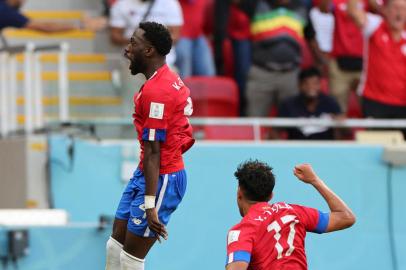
top-left (294, 164), bottom-right (356, 232)
top-left (143, 140), bottom-right (168, 241)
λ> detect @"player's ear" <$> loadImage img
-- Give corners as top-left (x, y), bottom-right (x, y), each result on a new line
top-left (237, 186), bottom-right (244, 200)
top-left (267, 192), bottom-right (274, 202)
top-left (144, 46), bottom-right (154, 57)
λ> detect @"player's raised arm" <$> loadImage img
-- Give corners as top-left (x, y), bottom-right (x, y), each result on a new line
top-left (294, 164), bottom-right (356, 232)
top-left (226, 261), bottom-right (249, 270)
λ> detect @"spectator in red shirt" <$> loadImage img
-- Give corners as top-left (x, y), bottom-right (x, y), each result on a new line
top-left (175, 0), bottom-right (215, 78)
top-left (319, 0), bottom-right (379, 114)
top-left (349, 0), bottom-right (406, 135)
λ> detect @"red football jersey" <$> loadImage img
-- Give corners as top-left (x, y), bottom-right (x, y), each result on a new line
top-left (359, 17), bottom-right (406, 106)
top-left (226, 202), bottom-right (329, 270)
top-left (133, 64), bottom-right (195, 174)
top-left (331, 0), bottom-right (368, 57)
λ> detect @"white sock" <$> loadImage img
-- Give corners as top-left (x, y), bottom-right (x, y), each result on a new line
top-left (105, 237), bottom-right (123, 270)
top-left (120, 250), bottom-right (145, 270)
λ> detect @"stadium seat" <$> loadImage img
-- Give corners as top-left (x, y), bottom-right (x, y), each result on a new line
top-left (184, 77), bottom-right (256, 140)
top-left (184, 76), bottom-right (239, 117)
top-left (203, 125), bottom-right (255, 140)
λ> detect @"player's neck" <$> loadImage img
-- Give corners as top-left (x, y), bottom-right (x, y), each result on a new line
top-left (241, 201), bottom-right (260, 216)
top-left (144, 60), bottom-right (166, 79)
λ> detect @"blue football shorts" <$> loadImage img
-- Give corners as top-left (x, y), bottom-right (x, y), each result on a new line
top-left (115, 168), bottom-right (187, 237)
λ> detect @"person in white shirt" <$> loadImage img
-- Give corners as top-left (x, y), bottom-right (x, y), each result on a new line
top-left (109, 0), bottom-right (183, 67)
top-left (309, 7), bottom-right (335, 54)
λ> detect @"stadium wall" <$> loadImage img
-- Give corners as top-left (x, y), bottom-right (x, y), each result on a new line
top-left (1, 135), bottom-right (405, 270)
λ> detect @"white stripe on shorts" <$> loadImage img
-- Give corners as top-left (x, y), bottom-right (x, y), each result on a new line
top-left (144, 174), bottom-right (169, 237)
top-left (148, 129), bottom-right (156, 141)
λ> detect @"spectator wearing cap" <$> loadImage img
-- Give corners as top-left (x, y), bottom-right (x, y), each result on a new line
top-left (348, 0), bottom-right (406, 130)
top-left (278, 67), bottom-right (343, 140)
top-left (175, 0), bottom-right (215, 78)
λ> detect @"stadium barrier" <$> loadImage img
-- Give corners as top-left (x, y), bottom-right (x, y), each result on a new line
top-left (0, 42), bottom-right (69, 137)
top-left (50, 117), bottom-right (406, 141)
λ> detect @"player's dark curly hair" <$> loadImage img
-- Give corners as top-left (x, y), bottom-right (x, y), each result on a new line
top-left (139, 21), bottom-right (172, 57)
top-left (235, 160), bottom-right (275, 202)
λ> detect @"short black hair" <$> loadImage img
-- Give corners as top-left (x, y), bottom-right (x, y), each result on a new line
top-left (299, 67), bottom-right (321, 82)
top-left (139, 21), bottom-right (172, 57)
top-left (235, 160), bottom-right (275, 202)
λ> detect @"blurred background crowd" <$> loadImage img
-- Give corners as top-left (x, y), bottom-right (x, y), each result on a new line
top-left (108, 0), bottom-right (406, 140)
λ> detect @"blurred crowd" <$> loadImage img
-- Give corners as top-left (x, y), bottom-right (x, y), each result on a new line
top-left (105, 0), bottom-right (406, 140)
top-left (1, 0), bottom-right (406, 140)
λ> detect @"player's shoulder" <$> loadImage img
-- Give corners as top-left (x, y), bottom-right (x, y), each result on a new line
top-left (265, 202), bottom-right (308, 218)
top-left (228, 217), bottom-right (259, 240)
top-left (144, 67), bottom-right (188, 95)
top-left (242, 203), bottom-right (277, 226)
top-left (281, 202), bottom-right (319, 219)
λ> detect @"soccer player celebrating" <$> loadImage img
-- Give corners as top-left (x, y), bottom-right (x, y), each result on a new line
top-left (105, 22), bottom-right (194, 270)
top-left (226, 161), bottom-right (356, 270)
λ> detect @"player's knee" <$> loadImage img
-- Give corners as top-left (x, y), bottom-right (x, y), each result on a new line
top-left (120, 250), bottom-right (145, 270)
top-left (106, 237), bottom-right (123, 269)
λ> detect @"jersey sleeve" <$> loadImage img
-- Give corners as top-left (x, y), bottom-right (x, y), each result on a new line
top-left (291, 204), bottom-right (329, 234)
top-left (363, 13), bottom-right (382, 38)
top-left (226, 221), bottom-right (256, 266)
top-left (139, 88), bottom-right (174, 142)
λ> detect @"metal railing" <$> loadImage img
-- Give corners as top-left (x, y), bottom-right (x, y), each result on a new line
top-left (51, 117), bottom-right (406, 141)
top-left (0, 42), bottom-right (69, 137)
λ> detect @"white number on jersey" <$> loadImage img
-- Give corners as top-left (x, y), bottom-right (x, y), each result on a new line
top-left (267, 215), bottom-right (299, 259)
top-left (184, 97), bottom-right (193, 117)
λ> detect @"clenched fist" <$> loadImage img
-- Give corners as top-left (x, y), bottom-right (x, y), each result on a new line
top-left (293, 164), bottom-right (320, 184)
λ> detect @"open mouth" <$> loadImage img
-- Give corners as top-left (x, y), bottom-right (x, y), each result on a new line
top-left (124, 53), bottom-right (133, 70)
top-left (124, 53), bottom-right (131, 62)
